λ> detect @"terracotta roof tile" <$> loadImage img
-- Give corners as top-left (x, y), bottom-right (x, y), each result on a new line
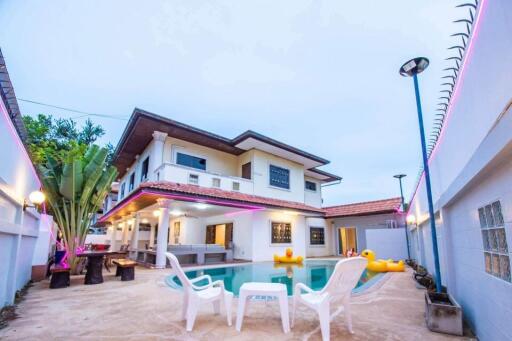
top-left (324, 197), bottom-right (402, 218)
top-left (140, 181), bottom-right (325, 213)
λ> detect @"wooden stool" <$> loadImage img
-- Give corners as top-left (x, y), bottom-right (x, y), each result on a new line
top-left (50, 264), bottom-right (71, 289)
top-left (112, 259), bottom-right (136, 281)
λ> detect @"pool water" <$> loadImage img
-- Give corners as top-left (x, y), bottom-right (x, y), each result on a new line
top-left (168, 260), bottom-right (381, 296)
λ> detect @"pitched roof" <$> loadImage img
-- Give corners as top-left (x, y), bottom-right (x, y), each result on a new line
top-left (141, 181), bottom-right (325, 213)
top-left (112, 108), bottom-right (341, 181)
top-left (324, 197), bottom-right (402, 218)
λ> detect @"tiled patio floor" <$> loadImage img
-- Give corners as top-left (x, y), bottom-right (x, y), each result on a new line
top-left (0, 265), bottom-right (474, 340)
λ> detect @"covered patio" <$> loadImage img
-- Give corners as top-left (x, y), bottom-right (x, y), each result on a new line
top-left (98, 181), bottom-right (324, 267)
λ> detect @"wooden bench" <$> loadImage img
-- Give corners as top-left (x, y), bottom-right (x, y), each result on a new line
top-left (50, 264), bottom-right (70, 289)
top-left (112, 259), bottom-right (137, 281)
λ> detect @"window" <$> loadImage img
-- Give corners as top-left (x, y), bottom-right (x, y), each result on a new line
top-left (176, 152), bottom-right (206, 170)
top-left (305, 180), bottom-right (317, 192)
top-left (188, 174), bottom-right (199, 184)
top-left (232, 181), bottom-right (240, 191)
top-left (310, 227), bottom-right (325, 245)
top-left (479, 201), bottom-right (510, 282)
top-left (269, 165), bottom-right (290, 189)
top-left (120, 182), bottom-right (126, 199)
top-left (173, 221), bottom-right (180, 244)
top-left (141, 157), bottom-right (149, 181)
top-left (242, 162), bottom-right (252, 180)
top-left (386, 220), bottom-right (398, 229)
top-left (128, 173), bottom-right (135, 191)
top-left (271, 222), bottom-right (292, 244)
top-left (212, 178), bottom-right (221, 188)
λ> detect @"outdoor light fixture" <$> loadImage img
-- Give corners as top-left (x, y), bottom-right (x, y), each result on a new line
top-left (153, 210), bottom-right (161, 217)
top-left (400, 56), bottom-right (442, 293)
top-left (195, 203), bottom-right (209, 210)
top-left (406, 214), bottom-right (416, 225)
top-left (23, 190), bottom-right (46, 211)
top-left (141, 218), bottom-right (149, 224)
top-left (170, 210), bottom-right (183, 217)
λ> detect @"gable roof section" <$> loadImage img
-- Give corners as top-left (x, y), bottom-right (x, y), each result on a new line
top-left (324, 197), bottom-right (402, 218)
top-left (113, 108), bottom-right (339, 180)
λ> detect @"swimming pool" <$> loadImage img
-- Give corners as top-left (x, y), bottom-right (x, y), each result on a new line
top-left (167, 260), bottom-right (383, 296)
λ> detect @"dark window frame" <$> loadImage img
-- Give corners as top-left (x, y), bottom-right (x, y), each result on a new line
top-left (305, 180), bottom-right (317, 192)
top-left (176, 152), bottom-right (207, 171)
top-left (309, 227), bottom-right (325, 245)
top-left (269, 165), bottom-right (290, 190)
top-left (242, 162), bottom-right (252, 180)
top-left (120, 182), bottom-right (126, 199)
top-left (141, 157), bottom-right (150, 181)
top-left (271, 222), bottom-right (292, 244)
top-left (129, 172), bottom-right (135, 191)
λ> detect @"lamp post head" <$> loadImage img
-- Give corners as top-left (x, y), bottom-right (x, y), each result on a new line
top-left (393, 174), bottom-right (407, 180)
top-left (399, 57), bottom-right (429, 77)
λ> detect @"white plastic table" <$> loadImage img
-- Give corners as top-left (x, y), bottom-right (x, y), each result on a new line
top-left (235, 282), bottom-right (290, 333)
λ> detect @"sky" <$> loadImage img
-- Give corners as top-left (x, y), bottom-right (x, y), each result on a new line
top-left (0, 0), bottom-right (462, 206)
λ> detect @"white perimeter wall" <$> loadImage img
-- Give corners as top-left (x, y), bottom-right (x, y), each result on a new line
top-left (0, 97), bottom-right (44, 308)
top-left (366, 228), bottom-right (407, 261)
top-left (407, 2), bottom-right (512, 340)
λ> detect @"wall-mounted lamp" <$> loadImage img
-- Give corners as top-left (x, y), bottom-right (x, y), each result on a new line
top-left (153, 210), bottom-right (161, 217)
top-left (406, 214), bottom-right (417, 225)
top-left (23, 190), bottom-right (46, 211)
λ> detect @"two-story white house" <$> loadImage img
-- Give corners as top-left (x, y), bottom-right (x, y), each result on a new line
top-left (98, 108), bottom-right (342, 267)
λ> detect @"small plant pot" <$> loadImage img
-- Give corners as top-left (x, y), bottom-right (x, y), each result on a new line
top-left (425, 291), bottom-right (463, 336)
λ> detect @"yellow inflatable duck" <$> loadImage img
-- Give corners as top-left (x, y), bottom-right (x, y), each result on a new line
top-left (360, 249), bottom-right (405, 272)
top-left (274, 248), bottom-right (303, 264)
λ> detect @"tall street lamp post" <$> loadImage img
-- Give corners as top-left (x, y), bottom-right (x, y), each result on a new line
top-left (399, 57), bottom-right (442, 293)
top-left (393, 174), bottom-right (410, 259)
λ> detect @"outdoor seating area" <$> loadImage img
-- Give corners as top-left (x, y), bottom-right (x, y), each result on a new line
top-left (0, 262), bottom-right (472, 340)
top-left (135, 244), bottom-right (234, 267)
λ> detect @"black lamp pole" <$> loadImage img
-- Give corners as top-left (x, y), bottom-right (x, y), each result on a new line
top-left (394, 174), bottom-right (410, 259)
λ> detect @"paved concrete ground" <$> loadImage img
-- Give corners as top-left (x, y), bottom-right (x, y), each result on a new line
top-left (0, 266), bottom-right (474, 340)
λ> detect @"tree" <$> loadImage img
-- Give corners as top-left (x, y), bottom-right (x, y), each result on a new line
top-left (22, 114), bottom-right (112, 164)
top-left (39, 144), bottom-right (118, 274)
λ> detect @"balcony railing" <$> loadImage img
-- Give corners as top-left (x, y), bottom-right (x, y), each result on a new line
top-left (155, 163), bottom-right (254, 195)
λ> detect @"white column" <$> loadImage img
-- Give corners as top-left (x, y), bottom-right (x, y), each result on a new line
top-left (155, 198), bottom-right (172, 268)
top-left (151, 131), bottom-right (168, 181)
top-left (149, 223), bottom-right (156, 248)
top-left (122, 218), bottom-right (130, 245)
top-left (130, 213), bottom-right (141, 258)
top-left (110, 221), bottom-right (119, 251)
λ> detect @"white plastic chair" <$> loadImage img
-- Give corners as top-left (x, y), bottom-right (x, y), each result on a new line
top-left (165, 252), bottom-right (233, 331)
top-left (292, 257), bottom-right (367, 341)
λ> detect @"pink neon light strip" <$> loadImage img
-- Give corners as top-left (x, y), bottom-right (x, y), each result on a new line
top-left (98, 189), bottom-right (266, 222)
top-left (407, 0), bottom-right (488, 213)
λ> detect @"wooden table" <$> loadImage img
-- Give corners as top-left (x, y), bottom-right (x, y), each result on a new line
top-left (77, 250), bottom-right (127, 284)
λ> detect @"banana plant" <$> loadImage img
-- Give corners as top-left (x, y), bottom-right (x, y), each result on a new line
top-left (39, 144), bottom-right (118, 274)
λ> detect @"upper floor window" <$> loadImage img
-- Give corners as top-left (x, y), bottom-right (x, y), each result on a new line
top-left (177, 152), bottom-right (206, 171)
top-left (269, 165), bottom-right (290, 189)
top-left (242, 162), bottom-right (252, 180)
top-left (232, 181), bottom-right (240, 191)
top-left (305, 180), bottom-right (317, 192)
top-left (129, 172), bottom-right (135, 191)
top-left (141, 157), bottom-right (149, 181)
top-left (189, 174), bottom-right (199, 185)
top-left (479, 200), bottom-right (510, 282)
top-left (120, 182), bottom-right (126, 199)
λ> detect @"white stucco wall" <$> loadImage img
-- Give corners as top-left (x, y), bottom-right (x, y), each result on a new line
top-left (305, 217), bottom-right (334, 257)
top-left (0, 98), bottom-right (43, 307)
top-left (407, 2), bottom-right (512, 340)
